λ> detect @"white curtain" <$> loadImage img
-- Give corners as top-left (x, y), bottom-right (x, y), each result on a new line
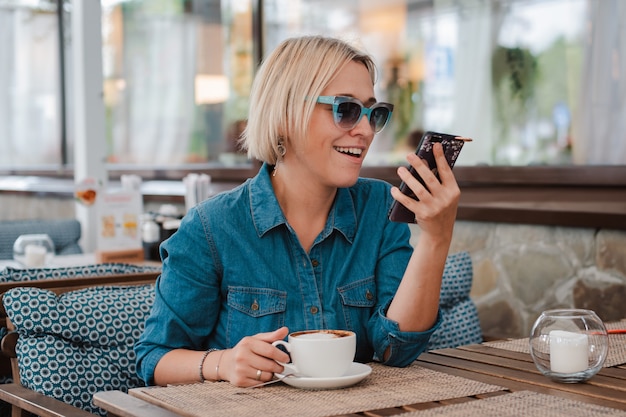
top-left (113, 15), bottom-right (197, 165)
top-left (0, 9), bottom-right (11, 163)
top-left (572, 0), bottom-right (626, 164)
top-left (448, 0), bottom-right (502, 166)
top-left (0, 8), bottom-right (59, 166)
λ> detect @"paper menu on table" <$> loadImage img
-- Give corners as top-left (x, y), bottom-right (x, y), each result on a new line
top-left (96, 189), bottom-right (143, 252)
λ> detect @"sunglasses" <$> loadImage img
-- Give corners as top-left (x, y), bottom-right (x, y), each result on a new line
top-left (315, 96), bottom-right (394, 133)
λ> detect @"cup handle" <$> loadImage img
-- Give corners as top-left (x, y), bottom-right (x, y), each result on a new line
top-left (271, 340), bottom-right (298, 375)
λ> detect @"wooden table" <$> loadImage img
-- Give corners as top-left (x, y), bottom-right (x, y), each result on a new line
top-left (94, 337), bottom-right (626, 417)
top-left (417, 343), bottom-right (626, 411)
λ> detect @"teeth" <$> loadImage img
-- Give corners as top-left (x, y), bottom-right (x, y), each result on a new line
top-left (335, 147), bottom-right (363, 156)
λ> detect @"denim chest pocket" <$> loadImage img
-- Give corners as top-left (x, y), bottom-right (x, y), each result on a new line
top-left (337, 277), bottom-right (376, 330)
top-left (226, 286), bottom-right (287, 345)
top-left (338, 277), bottom-right (377, 307)
top-left (228, 286), bottom-right (287, 317)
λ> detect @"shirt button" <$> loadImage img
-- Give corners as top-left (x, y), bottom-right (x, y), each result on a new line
top-left (310, 306), bottom-right (319, 314)
top-left (311, 259), bottom-right (319, 267)
top-left (251, 301), bottom-right (259, 311)
top-left (366, 290), bottom-right (374, 301)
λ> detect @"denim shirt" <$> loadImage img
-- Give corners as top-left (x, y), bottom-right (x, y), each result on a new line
top-left (135, 163), bottom-right (442, 385)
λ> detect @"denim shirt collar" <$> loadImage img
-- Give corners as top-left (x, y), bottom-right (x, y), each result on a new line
top-left (249, 163), bottom-right (357, 243)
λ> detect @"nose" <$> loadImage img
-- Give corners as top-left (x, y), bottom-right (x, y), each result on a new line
top-left (352, 111), bottom-right (375, 134)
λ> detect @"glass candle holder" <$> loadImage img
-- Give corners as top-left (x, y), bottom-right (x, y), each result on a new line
top-left (13, 234), bottom-right (55, 268)
top-left (529, 309), bottom-right (608, 383)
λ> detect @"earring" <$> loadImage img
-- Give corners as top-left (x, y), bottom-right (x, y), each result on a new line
top-left (277, 141), bottom-right (286, 157)
top-left (273, 140), bottom-right (287, 177)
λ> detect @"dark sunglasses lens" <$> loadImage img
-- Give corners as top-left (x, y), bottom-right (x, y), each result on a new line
top-left (336, 102), bottom-right (362, 128)
top-left (370, 107), bottom-right (390, 132)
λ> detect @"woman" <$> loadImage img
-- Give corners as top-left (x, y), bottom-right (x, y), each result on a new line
top-left (135, 35), bottom-right (460, 387)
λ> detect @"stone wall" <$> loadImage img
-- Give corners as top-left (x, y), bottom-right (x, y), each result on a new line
top-left (410, 221), bottom-right (626, 340)
top-left (3, 192), bottom-right (625, 340)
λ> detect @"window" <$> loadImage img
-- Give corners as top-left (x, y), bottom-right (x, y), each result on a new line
top-left (0, 0), bottom-right (624, 174)
top-left (263, 0), bottom-right (597, 166)
top-left (0, 1), bottom-right (63, 168)
top-left (101, 0), bottom-right (253, 168)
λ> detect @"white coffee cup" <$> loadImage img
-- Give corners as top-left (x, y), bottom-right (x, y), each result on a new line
top-left (272, 329), bottom-right (356, 378)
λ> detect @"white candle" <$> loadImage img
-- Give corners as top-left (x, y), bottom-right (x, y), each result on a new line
top-left (549, 330), bottom-right (589, 373)
top-left (24, 244), bottom-right (47, 268)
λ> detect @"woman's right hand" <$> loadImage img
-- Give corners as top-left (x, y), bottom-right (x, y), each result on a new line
top-left (391, 142), bottom-right (460, 241)
top-left (220, 326), bottom-right (290, 387)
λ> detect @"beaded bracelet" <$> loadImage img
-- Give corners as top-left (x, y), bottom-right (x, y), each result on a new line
top-left (199, 348), bottom-right (219, 383)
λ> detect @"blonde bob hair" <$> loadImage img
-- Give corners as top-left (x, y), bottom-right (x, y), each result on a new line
top-left (240, 35), bottom-right (377, 164)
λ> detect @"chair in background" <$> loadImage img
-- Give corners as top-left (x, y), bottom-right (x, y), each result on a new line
top-left (0, 282), bottom-right (158, 417)
top-left (427, 251), bottom-right (483, 350)
top-left (0, 219), bottom-right (82, 260)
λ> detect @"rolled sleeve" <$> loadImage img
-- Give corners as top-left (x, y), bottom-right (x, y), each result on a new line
top-left (369, 301), bottom-right (443, 367)
top-left (135, 345), bottom-right (170, 385)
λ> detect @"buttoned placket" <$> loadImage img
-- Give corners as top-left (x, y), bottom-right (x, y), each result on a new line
top-left (291, 241), bottom-right (325, 329)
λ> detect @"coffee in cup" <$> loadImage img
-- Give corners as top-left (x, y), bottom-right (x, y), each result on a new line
top-left (272, 329), bottom-right (356, 378)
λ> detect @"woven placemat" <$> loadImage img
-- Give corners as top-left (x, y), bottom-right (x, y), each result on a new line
top-left (400, 390), bottom-right (626, 417)
top-left (133, 362), bottom-right (505, 417)
top-left (484, 320), bottom-right (626, 367)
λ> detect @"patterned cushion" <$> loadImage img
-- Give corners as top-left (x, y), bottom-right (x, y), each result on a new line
top-left (0, 263), bottom-right (161, 283)
top-left (3, 285), bottom-right (155, 416)
top-left (427, 251), bottom-right (483, 350)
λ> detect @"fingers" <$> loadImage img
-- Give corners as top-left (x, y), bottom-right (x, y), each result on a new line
top-left (391, 151), bottom-right (439, 207)
top-left (227, 327), bottom-right (291, 387)
top-left (391, 143), bottom-right (460, 226)
top-left (432, 142), bottom-right (456, 185)
top-left (255, 326), bottom-right (289, 343)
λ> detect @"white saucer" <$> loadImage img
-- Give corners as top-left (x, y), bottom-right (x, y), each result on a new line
top-left (276, 362), bottom-right (372, 390)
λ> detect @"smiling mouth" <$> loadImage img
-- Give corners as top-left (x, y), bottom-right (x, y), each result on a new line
top-left (334, 146), bottom-right (363, 158)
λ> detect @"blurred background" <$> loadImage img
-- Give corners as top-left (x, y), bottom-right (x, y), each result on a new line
top-left (1, 0), bottom-right (623, 178)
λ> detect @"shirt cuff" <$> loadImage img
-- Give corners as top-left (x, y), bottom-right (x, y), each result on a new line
top-left (370, 303), bottom-right (443, 367)
top-left (136, 346), bottom-right (170, 386)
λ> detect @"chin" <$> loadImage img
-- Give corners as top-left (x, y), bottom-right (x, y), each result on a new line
top-left (333, 171), bottom-right (361, 188)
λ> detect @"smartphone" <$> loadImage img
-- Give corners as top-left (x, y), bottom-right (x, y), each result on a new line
top-left (388, 131), bottom-right (472, 223)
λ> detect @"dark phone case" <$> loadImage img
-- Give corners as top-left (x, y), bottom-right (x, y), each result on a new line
top-left (388, 131), bottom-right (469, 223)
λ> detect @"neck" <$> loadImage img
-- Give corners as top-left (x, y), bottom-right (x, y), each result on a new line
top-left (270, 165), bottom-right (336, 252)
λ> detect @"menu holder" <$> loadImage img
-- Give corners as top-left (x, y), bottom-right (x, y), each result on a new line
top-left (95, 189), bottom-right (144, 264)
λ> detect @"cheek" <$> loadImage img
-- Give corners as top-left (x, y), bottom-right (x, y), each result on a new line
top-left (309, 111), bottom-right (327, 131)
top-left (307, 113), bottom-right (338, 142)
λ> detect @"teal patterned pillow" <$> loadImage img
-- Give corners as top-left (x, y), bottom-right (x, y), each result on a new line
top-left (3, 285), bottom-right (155, 416)
top-left (0, 263), bottom-right (161, 283)
top-left (427, 251), bottom-right (483, 349)
top-left (437, 251), bottom-right (475, 306)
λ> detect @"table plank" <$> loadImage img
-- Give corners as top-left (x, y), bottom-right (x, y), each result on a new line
top-left (418, 351), bottom-right (626, 406)
top-left (460, 343), bottom-right (626, 381)
top-left (429, 346), bottom-right (626, 392)
top-left (93, 390), bottom-right (180, 417)
top-left (415, 361), bottom-right (626, 411)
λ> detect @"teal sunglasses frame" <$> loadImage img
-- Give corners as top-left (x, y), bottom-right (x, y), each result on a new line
top-left (315, 96), bottom-right (394, 133)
